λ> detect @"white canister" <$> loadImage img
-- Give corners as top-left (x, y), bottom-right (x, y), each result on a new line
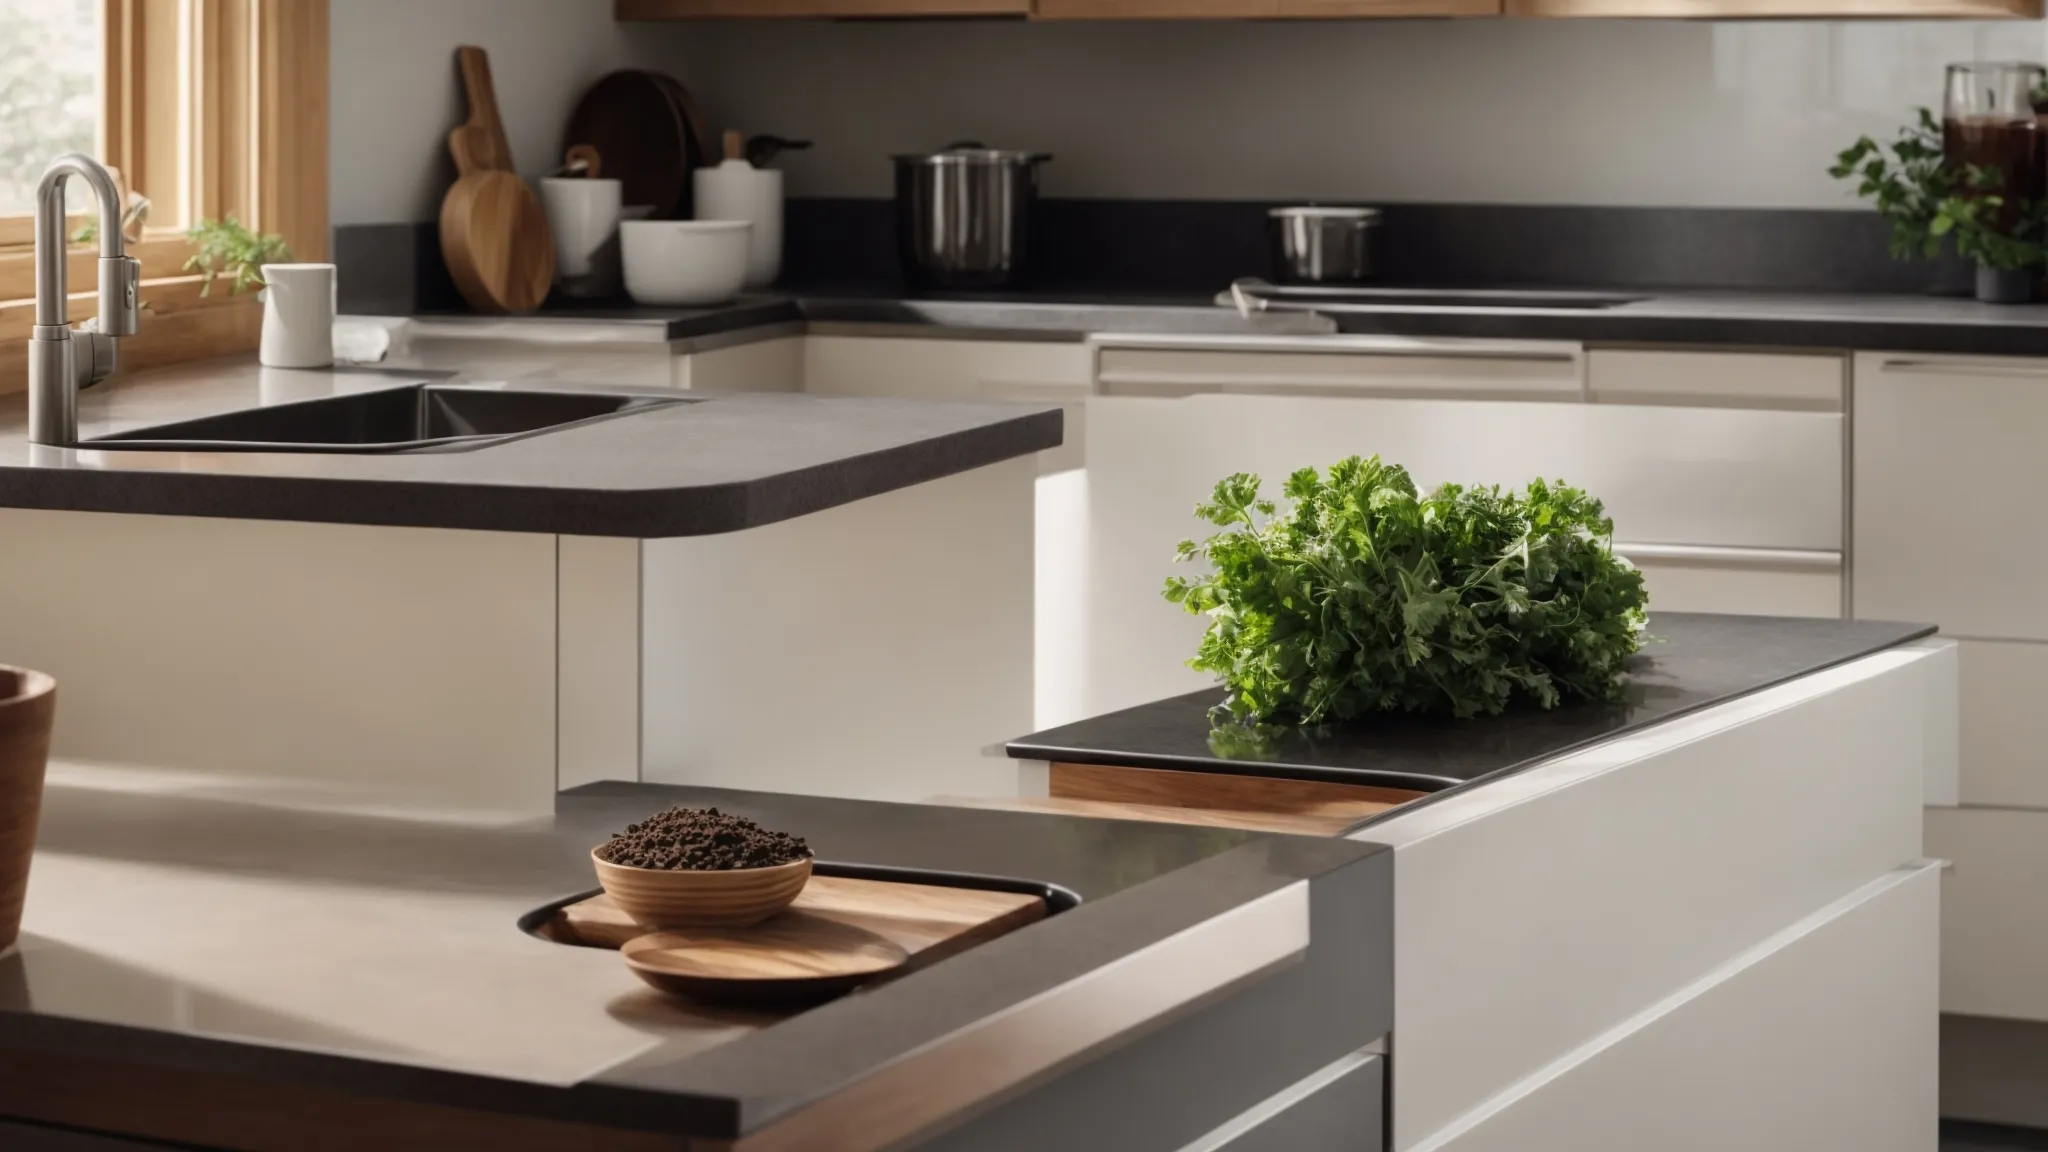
top-left (694, 161), bottom-right (782, 290)
top-left (258, 263), bottom-right (336, 369)
top-left (540, 177), bottom-right (624, 299)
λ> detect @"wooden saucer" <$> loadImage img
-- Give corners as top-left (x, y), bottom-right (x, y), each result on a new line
top-left (621, 912), bottom-right (911, 1003)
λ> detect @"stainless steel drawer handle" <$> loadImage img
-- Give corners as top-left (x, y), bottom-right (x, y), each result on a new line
top-left (1614, 543), bottom-right (1842, 572)
top-left (1875, 358), bottom-right (2048, 379)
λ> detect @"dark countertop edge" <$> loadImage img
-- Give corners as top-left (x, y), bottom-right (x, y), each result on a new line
top-left (0, 835), bottom-right (1388, 1141)
top-left (1009, 622), bottom-right (1940, 818)
top-left (490, 292), bottom-right (2048, 357)
top-left (1320, 310), bottom-right (2048, 357)
top-left (1330, 620), bottom-right (1938, 835)
top-left (0, 407), bottom-right (1063, 538)
top-left (1006, 742), bottom-right (1461, 795)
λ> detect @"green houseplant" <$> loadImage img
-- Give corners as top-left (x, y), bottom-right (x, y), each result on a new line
top-left (1163, 456), bottom-right (1649, 726)
top-left (76, 212), bottom-right (291, 296)
top-left (1832, 108), bottom-right (2048, 304)
top-left (181, 215), bottom-right (293, 296)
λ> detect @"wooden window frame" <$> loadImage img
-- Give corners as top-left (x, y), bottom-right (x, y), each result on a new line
top-left (0, 0), bottom-right (328, 392)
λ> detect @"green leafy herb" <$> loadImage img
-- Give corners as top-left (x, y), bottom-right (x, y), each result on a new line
top-left (1831, 108), bottom-right (2048, 271)
top-left (74, 211), bottom-right (292, 297)
top-left (182, 215), bottom-right (292, 296)
top-left (1163, 456), bottom-right (1649, 724)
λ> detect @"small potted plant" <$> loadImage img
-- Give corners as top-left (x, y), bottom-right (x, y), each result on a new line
top-left (182, 215), bottom-right (293, 296)
top-left (1833, 108), bottom-right (2047, 304)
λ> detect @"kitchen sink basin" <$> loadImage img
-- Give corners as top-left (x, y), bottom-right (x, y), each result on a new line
top-left (84, 383), bottom-right (694, 453)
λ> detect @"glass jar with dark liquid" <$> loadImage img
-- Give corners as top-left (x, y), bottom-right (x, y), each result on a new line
top-left (1943, 62), bottom-right (2048, 223)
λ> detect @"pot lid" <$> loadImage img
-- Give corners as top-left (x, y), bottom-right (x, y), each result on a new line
top-left (894, 142), bottom-right (1053, 166)
top-left (1269, 205), bottom-right (1382, 220)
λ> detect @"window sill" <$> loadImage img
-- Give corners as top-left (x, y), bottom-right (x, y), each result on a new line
top-left (0, 276), bottom-right (262, 396)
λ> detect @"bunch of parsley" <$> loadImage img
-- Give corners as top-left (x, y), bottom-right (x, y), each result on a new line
top-left (1163, 455), bottom-right (1649, 724)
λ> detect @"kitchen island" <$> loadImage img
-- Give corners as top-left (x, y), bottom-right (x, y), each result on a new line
top-left (1001, 612), bottom-right (1954, 1152)
top-left (0, 764), bottom-right (1388, 1151)
top-left (0, 612), bottom-right (1953, 1151)
top-left (0, 357), bottom-right (1060, 811)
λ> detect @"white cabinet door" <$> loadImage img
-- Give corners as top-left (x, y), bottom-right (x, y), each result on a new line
top-left (1958, 639), bottom-right (2048, 808)
top-left (1855, 352), bottom-right (2048, 639)
top-left (676, 336), bottom-right (804, 392)
top-left (805, 335), bottom-right (1091, 473)
top-left (1927, 806), bottom-right (2048, 1022)
top-left (1087, 390), bottom-right (1844, 716)
top-left (1420, 863), bottom-right (1939, 1152)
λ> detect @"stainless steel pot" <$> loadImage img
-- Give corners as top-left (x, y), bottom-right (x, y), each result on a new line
top-left (894, 143), bottom-right (1052, 291)
top-left (1268, 206), bottom-right (1382, 284)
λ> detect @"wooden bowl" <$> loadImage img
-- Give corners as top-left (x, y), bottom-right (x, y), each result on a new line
top-left (590, 849), bottom-right (811, 929)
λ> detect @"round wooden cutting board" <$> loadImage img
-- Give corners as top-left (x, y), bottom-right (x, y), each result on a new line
top-left (621, 913), bottom-right (911, 1003)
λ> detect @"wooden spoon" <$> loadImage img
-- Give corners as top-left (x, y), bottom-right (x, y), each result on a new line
top-left (439, 46), bottom-right (553, 313)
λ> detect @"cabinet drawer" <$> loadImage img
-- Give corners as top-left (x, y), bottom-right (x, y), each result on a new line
top-left (1588, 349), bottom-right (1845, 411)
top-left (1855, 352), bottom-right (2048, 638)
top-left (1927, 806), bottom-right (2048, 1022)
top-left (1095, 336), bottom-right (1584, 401)
top-left (806, 336), bottom-right (1090, 473)
top-left (1959, 640), bottom-right (2048, 808)
top-left (1204, 1052), bottom-right (1384, 1152)
top-left (1622, 545), bottom-right (1843, 618)
top-left (1419, 863), bottom-right (1938, 1152)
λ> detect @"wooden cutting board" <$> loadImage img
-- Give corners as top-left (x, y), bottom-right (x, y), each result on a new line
top-left (544, 875), bottom-right (1047, 969)
top-left (439, 46), bottom-right (553, 313)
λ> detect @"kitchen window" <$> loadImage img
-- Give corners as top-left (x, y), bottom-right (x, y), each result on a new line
top-left (0, 0), bottom-right (327, 391)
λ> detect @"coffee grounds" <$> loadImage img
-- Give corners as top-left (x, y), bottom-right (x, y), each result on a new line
top-left (595, 806), bottom-right (812, 871)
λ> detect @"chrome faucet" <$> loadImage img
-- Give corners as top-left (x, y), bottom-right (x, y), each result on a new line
top-left (28, 153), bottom-right (141, 447)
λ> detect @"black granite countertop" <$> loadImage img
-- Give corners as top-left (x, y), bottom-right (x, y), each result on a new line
top-left (0, 774), bottom-right (1386, 1143)
top-left (422, 285), bottom-right (2048, 357)
top-left (1008, 614), bottom-right (1936, 803)
top-left (0, 359), bottom-right (1061, 537)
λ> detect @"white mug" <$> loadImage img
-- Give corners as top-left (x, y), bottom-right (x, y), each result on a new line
top-left (694, 163), bottom-right (782, 289)
top-left (258, 263), bottom-right (336, 369)
top-left (541, 177), bottom-right (624, 299)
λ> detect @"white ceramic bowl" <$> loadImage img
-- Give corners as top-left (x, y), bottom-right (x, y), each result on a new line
top-left (621, 219), bottom-right (751, 307)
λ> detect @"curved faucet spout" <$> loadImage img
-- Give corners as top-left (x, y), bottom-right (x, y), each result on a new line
top-left (34, 153), bottom-right (128, 329)
top-left (28, 153), bottom-right (143, 446)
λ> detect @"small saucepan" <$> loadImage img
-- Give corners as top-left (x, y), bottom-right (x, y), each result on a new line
top-left (1269, 206), bottom-right (1382, 285)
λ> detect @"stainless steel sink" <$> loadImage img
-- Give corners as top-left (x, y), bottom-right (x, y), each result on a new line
top-left (83, 383), bottom-right (695, 453)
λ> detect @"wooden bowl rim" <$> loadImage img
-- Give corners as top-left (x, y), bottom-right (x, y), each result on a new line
top-left (0, 667), bottom-right (55, 708)
top-left (589, 846), bottom-right (813, 878)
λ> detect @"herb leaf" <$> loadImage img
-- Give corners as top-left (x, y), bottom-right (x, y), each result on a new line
top-left (1164, 456), bottom-right (1650, 724)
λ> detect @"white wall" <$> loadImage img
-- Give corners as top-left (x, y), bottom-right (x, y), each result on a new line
top-left (330, 0), bottom-right (689, 225)
top-left (670, 17), bottom-right (2048, 208)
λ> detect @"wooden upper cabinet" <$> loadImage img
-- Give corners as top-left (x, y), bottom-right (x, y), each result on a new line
top-left (1507, 0), bottom-right (2036, 12)
top-left (616, 0), bottom-right (2039, 17)
top-left (1033, 0), bottom-right (1496, 12)
top-left (1277, 0), bottom-right (1497, 11)
top-left (615, 0), bottom-right (1029, 17)
top-left (1034, 0), bottom-right (1274, 14)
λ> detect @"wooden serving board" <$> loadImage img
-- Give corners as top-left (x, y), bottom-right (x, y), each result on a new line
top-left (541, 874), bottom-right (1047, 975)
top-left (938, 762), bottom-right (1430, 837)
